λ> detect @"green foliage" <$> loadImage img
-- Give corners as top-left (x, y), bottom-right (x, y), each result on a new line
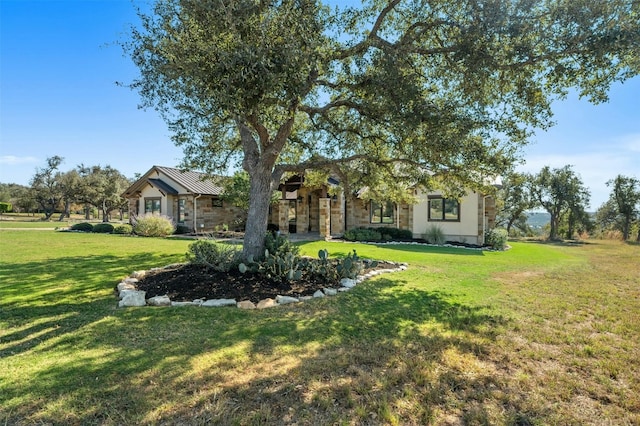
top-left (113, 224), bottom-right (133, 234)
top-left (375, 227), bottom-right (413, 240)
top-left (174, 225), bottom-right (191, 235)
top-left (92, 223), bottom-right (114, 234)
top-left (530, 165), bottom-right (590, 241)
top-left (344, 227), bottom-right (412, 242)
top-left (425, 225), bottom-right (446, 245)
top-left (344, 228), bottom-right (382, 242)
top-left (485, 228), bottom-right (509, 250)
top-left (606, 175), bottom-right (640, 241)
top-left (70, 222), bottom-right (94, 232)
top-left (186, 239), bottom-right (242, 272)
top-left (0, 202), bottom-right (12, 213)
top-left (239, 234), bottom-right (303, 283)
top-left (302, 248), bottom-right (339, 283)
top-left (125, 0), bottom-right (640, 260)
top-left (264, 232), bottom-right (300, 257)
top-left (336, 250), bottom-right (364, 280)
top-left (132, 214), bottom-right (176, 237)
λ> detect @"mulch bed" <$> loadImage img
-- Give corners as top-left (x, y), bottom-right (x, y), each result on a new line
top-left (133, 261), bottom-right (396, 304)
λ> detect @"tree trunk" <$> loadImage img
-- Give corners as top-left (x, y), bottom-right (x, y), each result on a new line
top-left (548, 214), bottom-right (559, 241)
top-left (242, 168), bottom-right (275, 261)
top-left (622, 215), bottom-right (630, 240)
top-left (102, 200), bottom-right (109, 223)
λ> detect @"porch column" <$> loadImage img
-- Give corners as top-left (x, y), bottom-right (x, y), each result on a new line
top-left (319, 198), bottom-right (331, 238)
top-left (278, 199), bottom-right (289, 234)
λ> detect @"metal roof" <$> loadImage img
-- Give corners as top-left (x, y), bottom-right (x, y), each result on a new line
top-left (147, 178), bottom-right (179, 195)
top-left (121, 166), bottom-right (225, 197)
top-left (154, 166), bottom-right (224, 195)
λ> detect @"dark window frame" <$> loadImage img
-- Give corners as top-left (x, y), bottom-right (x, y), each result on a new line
top-left (178, 198), bottom-right (186, 223)
top-left (428, 196), bottom-right (460, 222)
top-left (144, 197), bottom-right (161, 215)
top-left (370, 200), bottom-right (395, 224)
top-left (212, 198), bottom-right (223, 207)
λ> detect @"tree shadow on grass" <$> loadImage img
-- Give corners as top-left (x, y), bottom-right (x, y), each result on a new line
top-left (2, 256), bottom-right (542, 425)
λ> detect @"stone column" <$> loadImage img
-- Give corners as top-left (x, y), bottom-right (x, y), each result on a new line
top-left (319, 198), bottom-right (331, 238)
top-left (279, 199), bottom-right (290, 234)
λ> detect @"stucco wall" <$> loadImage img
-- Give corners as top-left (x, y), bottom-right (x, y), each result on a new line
top-left (412, 189), bottom-right (481, 244)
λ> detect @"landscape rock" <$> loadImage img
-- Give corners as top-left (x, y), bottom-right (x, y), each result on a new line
top-left (120, 261), bottom-right (410, 308)
top-left (257, 298), bottom-right (277, 309)
top-left (118, 290), bottom-right (146, 307)
top-left (171, 301), bottom-right (198, 307)
top-left (117, 282), bottom-right (136, 292)
top-left (118, 289), bottom-right (138, 300)
top-left (147, 295), bottom-right (171, 306)
top-left (201, 299), bottom-right (236, 307)
top-left (276, 295), bottom-right (299, 305)
top-left (237, 300), bottom-right (257, 309)
top-left (340, 278), bottom-right (357, 288)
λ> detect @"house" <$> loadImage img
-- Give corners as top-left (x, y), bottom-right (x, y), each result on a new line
top-left (122, 166), bottom-right (498, 244)
top-left (121, 166), bottom-right (245, 232)
top-left (267, 175), bottom-right (498, 245)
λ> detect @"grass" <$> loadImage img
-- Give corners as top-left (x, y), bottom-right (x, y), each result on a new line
top-left (1, 231), bottom-right (639, 425)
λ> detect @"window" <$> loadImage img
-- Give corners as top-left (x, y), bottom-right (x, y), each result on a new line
top-left (212, 198), bottom-right (223, 207)
top-left (178, 199), bottom-right (186, 223)
top-left (428, 196), bottom-right (460, 221)
top-left (144, 198), bottom-right (161, 215)
top-left (370, 200), bottom-right (394, 224)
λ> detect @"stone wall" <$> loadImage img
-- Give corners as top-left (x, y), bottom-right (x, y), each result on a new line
top-left (346, 196), bottom-right (413, 231)
top-left (191, 196), bottom-right (246, 232)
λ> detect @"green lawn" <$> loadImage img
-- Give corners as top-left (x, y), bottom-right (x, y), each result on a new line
top-left (1, 231), bottom-right (638, 425)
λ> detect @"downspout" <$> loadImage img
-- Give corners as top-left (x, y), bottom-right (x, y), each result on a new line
top-left (193, 193), bottom-right (202, 233)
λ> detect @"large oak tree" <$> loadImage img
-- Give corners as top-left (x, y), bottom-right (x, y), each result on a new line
top-left (124, 0), bottom-right (639, 259)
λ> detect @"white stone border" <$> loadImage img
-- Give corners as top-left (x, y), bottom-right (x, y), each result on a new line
top-left (116, 262), bottom-right (408, 309)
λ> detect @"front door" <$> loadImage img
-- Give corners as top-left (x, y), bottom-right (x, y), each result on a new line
top-left (288, 200), bottom-right (297, 234)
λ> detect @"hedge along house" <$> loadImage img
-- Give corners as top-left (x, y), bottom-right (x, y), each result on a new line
top-left (121, 166), bottom-right (246, 232)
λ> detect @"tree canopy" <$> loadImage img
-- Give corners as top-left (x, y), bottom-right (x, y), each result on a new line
top-left (124, 0), bottom-right (640, 258)
top-left (530, 165), bottom-right (590, 240)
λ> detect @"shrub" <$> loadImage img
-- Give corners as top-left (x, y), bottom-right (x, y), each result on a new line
top-left (424, 225), bottom-right (446, 245)
top-left (373, 227), bottom-right (413, 240)
top-left (186, 239), bottom-right (242, 272)
top-left (113, 224), bottom-right (133, 234)
top-left (485, 228), bottom-right (509, 250)
top-left (344, 227), bottom-right (382, 242)
top-left (174, 225), bottom-right (191, 235)
top-left (71, 222), bottom-right (93, 232)
top-left (264, 232), bottom-right (299, 257)
top-left (335, 250), bottom-right (375, 279)
top-left (238, 233), bottom-right (304, 282)
top-left (132, 214), bottom-right (176, 237)
top-left (92, 223), bottom-right (114, 233)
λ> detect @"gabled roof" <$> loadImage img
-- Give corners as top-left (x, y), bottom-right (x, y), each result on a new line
top-left (121, 165), bottom-right (225, 197)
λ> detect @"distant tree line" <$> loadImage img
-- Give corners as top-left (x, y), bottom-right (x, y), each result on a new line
top-left (0, 156), bottom-right (132, 222)
top-left (496, 166), bottom-right (640, 242)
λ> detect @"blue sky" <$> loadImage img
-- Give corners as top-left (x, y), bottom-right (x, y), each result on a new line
top-left (1, 0), bottom-right (638, 210)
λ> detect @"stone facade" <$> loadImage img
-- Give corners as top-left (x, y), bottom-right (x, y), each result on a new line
top-left (345, 196), bottom-right (413, 232)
